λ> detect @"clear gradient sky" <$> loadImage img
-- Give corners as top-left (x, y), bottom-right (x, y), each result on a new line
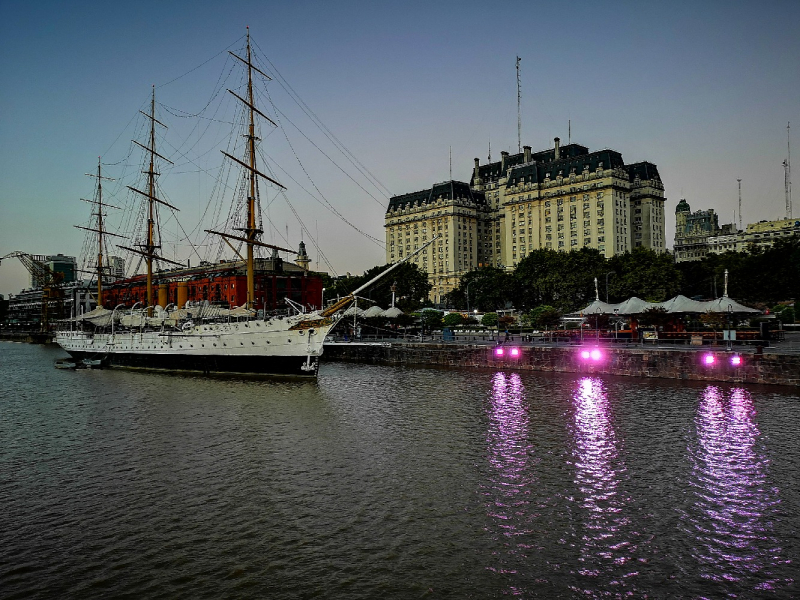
top-left (1, 0), bottom-right (798, 297)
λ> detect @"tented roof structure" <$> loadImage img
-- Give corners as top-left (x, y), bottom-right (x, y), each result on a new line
top-left (381, 307), bottom-right (404, 318)
top-left (362, 305), bottom-right (385, 318)
top-left (576, 295), bottom-right (760, 316)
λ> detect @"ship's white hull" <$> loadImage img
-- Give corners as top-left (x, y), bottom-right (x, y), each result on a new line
top-left (56, 313), bottom-right (335, 377)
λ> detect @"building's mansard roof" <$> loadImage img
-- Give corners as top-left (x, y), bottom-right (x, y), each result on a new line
top-left (503, 149), bottom-right (626, 186)
top-left (386, 180), bottom-right (486, 213)
top-left (624, 161), bottom-right (661, 184)
top-left (471, 143), bottom-right (591, 185)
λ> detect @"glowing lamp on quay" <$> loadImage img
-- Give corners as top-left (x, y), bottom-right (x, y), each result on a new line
top-left (579, 349), bottom-right (603, 362)
top-left (701, 353), bottom-right (743, 367)
top-left (494, 347), bottom-right (520, 358)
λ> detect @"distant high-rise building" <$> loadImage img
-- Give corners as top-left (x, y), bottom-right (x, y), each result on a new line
top-left (108, 256), bottom-right (126, 280)
top-left (385, 139), bottom-right (667, 303)
top-left (29, 254), bottom-right (77, 288)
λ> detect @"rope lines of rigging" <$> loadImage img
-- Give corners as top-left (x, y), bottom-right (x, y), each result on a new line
top-left (84, 33), bottom-right (390, 280)
top-left (252, 40), bottom-right (392, 200)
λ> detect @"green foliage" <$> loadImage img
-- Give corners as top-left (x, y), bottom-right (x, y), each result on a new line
top-left (773, 305), bottom-right (795, 324)
top-left (443, 312), bottom-right (464, 327)
top-left (638, 306), bottom-right (671, 328)
top-left (676, 238), bottom-right (800, 304)
top-left (481, 312), bottom-right (499, 327)
top-left (420, 308), bottom-right (443, 330)
top-left (700, 312), bottom-right (726, 330)
top-left (607, 247), bottom-right (681, 302)
top-left (449, 267), bottom-right (514, 311)
top-left (514, 247), bottom-right (608, 313)
top-left (527, 305), bottom-right (561, 329)
top-left (329, 263), bottom-right (432, 312)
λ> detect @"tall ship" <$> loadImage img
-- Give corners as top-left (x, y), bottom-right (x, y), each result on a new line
top-left (55, 30), bottom-right (429, 377)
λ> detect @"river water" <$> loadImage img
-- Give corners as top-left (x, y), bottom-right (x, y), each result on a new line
top-left (1, 341), bottom-right (797, 598)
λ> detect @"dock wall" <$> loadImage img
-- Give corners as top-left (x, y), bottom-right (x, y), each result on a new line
top-left (322, 343), bottom-right (800, 387)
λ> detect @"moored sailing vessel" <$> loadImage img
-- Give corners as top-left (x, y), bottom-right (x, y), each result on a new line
top-left (56, 30), bottom-right (432, 377)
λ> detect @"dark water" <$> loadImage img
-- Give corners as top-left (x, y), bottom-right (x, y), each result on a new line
top-left (1, 342), bottom-right (798, 599)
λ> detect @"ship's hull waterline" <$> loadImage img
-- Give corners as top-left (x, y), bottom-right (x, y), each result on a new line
top-left (56, 316), bottom-right (335, 377)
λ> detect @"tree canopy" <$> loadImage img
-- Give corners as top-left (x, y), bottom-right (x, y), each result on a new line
top-left (323, 263), bottom-right (432, 312)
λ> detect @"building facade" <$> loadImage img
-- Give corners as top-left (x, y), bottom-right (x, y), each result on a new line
top-left (386, 139), bottom-right (667, 303)
top-left (674, 199), bottom-right (800, 261)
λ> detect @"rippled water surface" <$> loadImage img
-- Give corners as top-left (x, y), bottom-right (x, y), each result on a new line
top-left (1, 341), bottom-right (798, 598)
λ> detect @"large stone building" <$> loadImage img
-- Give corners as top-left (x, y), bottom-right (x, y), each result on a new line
top-left (385, 139), bottom-right (667, 303)
top-left (674, 199), bottom-right (800, 261)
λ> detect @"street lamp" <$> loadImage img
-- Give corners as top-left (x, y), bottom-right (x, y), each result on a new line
top-left (605, 271), bottom-right (614, 303)
top-left (465, 281), bottom-right (470, 313)
top-left (596, 307), bottom-right (602, 341)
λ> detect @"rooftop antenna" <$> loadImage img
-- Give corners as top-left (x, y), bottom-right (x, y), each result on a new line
top-left (449, 145), bottom-right (452, 181)
top-left (488, 138), bottom-right (492, 163)
top-left (516, 56), bottom-right (521, 154)
top-left (786, 121), bottom-right (792, 219)
top-left (568, 119), bottom-right (571, 145)
top-left (737, 178), bottom-right (742, 229)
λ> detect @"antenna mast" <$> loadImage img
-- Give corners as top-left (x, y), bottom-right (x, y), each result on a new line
top-left (516, 56), bottom-right (521, 154)
top-left (737, 178), bottom-right (742, 230)
top-left (786, 121), bottom-right (792, 219)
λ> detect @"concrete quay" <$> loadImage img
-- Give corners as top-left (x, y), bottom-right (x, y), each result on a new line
top-left (323, 335), bottom-right (800, 388)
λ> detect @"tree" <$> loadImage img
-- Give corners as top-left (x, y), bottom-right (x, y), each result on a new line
top-left (638, 306), bottom-right (671, 328)
top-left (443, 312), bottom-right (464, 327)
top-left (608, 247), bottom-right (681, 302)
top-left (419, 308), bottom-right (443, 331)
top-left (448, 267), bottom-right (514, 312)
top-left (481, 312), bottom-right (499, 327)
top-left (529, 305), bottom-right (561, 329)
top-left (330, 263), bottom-right (431, 312)
top-left (514, 247), bottom-right (607, 313)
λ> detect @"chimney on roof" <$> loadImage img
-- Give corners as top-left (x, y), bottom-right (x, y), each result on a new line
top-left (501, 151), bottom-right (509, 172)
top-left (554, 137), bottom-right (561, 160)
top-left (473, 158), bottom-right (483, 189)
top-left (523, 145), bottom-right (531, 163)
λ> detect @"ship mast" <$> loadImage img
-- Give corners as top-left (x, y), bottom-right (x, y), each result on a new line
top-left (76, 158), bottom-right (120, 308)
top-left (245, 30), bottom-right (258, 308)
top-left (120, 86), bottom-right (182, 315)
top-left (206, 28), bottom-right (296, 310)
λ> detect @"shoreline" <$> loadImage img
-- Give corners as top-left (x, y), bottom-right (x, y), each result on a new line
top-left (322, 341), bottom-right (800, 388)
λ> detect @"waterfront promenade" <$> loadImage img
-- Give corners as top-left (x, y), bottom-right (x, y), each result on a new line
top-left (324, 332), bottom-right (800, 387)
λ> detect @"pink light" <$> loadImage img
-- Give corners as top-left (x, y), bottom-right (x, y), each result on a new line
top-left (510, 347), bottom-right (520, 357)
top-left (581, 350), bottom-right (591, 359)
top-left (590, 349), bottom-right (602, 361)
top-left (495, 347), bottom-right (504, 356)
top-left (704, 354), bottom-right (715, 365)
top-left (731, 355), bottom-right (742, 366)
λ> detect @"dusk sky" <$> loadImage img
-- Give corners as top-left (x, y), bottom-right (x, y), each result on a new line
top-left (1, 0), bottom-right (798, 296)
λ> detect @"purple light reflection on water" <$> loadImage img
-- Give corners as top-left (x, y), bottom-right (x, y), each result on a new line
top-left (569, 377), bottom-right (643, 591)
top-left (483, 373), bottom-right (534, 581)
top-left (683, 386), bottom-right (791, 594)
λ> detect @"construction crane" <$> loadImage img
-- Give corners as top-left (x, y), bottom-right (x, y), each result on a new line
top-left (0, 251), bottom-right (65, 333)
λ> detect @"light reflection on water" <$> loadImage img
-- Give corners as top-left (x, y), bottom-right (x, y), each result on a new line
top-left (568, 377), bottom-right (645, 596)
top-left (2, 343), bottom-right (798, 599)
top-left (683, 385), bottom-right (792, 595)
top-left (483, 372), bottom-right (534, 583)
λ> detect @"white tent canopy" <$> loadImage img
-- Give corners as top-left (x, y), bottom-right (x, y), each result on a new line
top-left (576, 294), bottom-right (760, 316)
top-left (381, 307), bottom-right (404, 318)
top-left (362, 305), bottom-right (385, 318)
